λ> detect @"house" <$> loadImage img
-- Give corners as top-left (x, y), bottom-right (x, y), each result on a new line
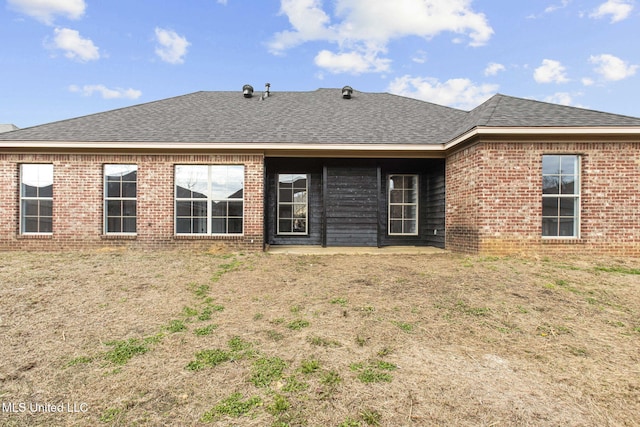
top-left (1, 86), bottom-right (639, 256)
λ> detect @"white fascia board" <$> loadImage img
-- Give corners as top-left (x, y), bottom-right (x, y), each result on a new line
top-left (0, 141), bottom-right (445, 153)
top-left (3, 127), bottom-right (639, 152)
top-left (444, 126), bottom-right (640, 150)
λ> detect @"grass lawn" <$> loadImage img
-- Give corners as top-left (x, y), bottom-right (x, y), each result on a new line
top-left (0, 248), bottom-right (639, 426)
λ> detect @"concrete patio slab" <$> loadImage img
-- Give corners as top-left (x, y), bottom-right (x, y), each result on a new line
top-left (266, 245), bottom-right (448, 255)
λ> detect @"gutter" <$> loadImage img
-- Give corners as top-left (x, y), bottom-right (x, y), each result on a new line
top-left (1, 126), bottom-right (639, 155)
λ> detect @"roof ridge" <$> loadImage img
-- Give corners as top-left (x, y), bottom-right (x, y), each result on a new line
top-left (481, 93), bottom-right (504, 126)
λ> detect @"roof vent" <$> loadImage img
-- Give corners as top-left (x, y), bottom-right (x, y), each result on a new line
top-left (263, 82), bottom-right (271, 98)
top-left (342, 86), bottom-right (353, 99)
top-left (243, 84), bottom-right (254, 98)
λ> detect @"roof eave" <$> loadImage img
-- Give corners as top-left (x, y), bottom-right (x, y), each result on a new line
top-left (0, 141), bottom-right (446, 158)
top-left (444, 126), bottom-right (640, 150)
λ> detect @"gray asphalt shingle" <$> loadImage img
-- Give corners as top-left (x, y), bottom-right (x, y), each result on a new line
top-left (1, 89), bottom-right (639, 145)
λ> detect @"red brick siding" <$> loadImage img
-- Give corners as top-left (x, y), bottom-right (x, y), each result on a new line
top-left (0, 153), bottom-right (264, 251)
top-left (446, 140), bottom-right (640, 256)
top-left (445, 144), bottom-right (481, 253)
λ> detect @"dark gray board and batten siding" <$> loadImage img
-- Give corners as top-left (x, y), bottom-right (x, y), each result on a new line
top-left (265, 158), bottom-right (445, 249)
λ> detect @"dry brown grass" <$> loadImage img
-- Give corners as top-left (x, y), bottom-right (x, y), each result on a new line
top-left (0, 249), bottom-right (639, 426)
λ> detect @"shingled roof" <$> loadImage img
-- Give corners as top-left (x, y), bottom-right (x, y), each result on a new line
top-left (1, 89), bottom-right (639, 146)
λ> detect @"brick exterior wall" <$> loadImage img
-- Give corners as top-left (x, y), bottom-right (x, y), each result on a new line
top-left (0, 153), bottom-right (264, 251)
top-left (446, 140), bottom-right (640, 256)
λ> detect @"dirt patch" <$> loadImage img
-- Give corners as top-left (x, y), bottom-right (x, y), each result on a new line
top-left (0, 250), bottom-right (638, 426)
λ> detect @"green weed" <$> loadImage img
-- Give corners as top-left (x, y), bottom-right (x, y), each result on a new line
top-left (166, 319), bottom-right (187, 333)
top-left (391, 321), bottom-right (414, 332)
top-left (330, 297), bottom-right (349, 306)
top-left (99, 408), bottom-right (121, 423)
top-left (376, 347), bottom-right (393, 357)
top-left (360, 409), bottom-right (382, 426)
top-left (66, 356), bottom-right (93, 367)
top-left (103, 338), bottom-right (151, 365)
top-left (355, 335), bottom-right (369, 346)
top-left (185, 349), bottom-right (231, 371)
top-left (320, 370), bottom-right (341, 386)
top-left (227, 336), bottom-right (254, 354)
top-left (282, 375), bottom-right (309, 392)
top-left (250, 357), bottom-right (287, 387)
top-left (338, 417), bottom-right (362, 426)
top-left (193, 324), bottom-right (218, 336)
top-left (267, 394), bottom-right (290, 415)
top-left (287, 319), bottom-right (310, 330)
top-left (595, 266), bottom-right (640, 275)
top-left (182, 306), bottom-right (198, 317)
top-left (455, 301), bottom-right (491, 316)
top-left (350, 360), bottom-right (396, 383)
top-left (307, 336), bottom-right (341, 347)
top-left (266, 329), bottom-right (285, 341)
top-left (300, 359), bottom-right (320, 374)
top-left (189, 282), bottom-right (210, 299)
top-left (211, 259), bottom-right (242, 282)
top-left (201, 393), bottom-right (262, 422)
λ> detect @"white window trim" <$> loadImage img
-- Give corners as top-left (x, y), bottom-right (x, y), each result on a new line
top-left (388, 174), bottom-right (419, 236)
top-left (542, 155), bottom-right (581, 239)
top-left (104, 164), bottom-right (138, 235)
top-left (277, 173), bottom-right (309, 235)
top-left (174, 165), bottom-right (245, 236)
top-left (20, 164), bottom-right (53, 235)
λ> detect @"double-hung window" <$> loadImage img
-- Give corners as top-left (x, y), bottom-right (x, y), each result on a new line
top-left (542, 155), bottom-right (580, 238)
top-left (104, 164), bottom-right (137, 234)
top-left (175, 165), bottom-right (244, 235)
top-left (388, 174), bottom-right (418, 235)
top-left (20, 164), bottom-right (53, 234)
top-left (277, 174), bottom-right (308, 234)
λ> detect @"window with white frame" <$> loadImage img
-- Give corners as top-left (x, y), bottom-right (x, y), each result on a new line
top-left (175, 165), bottom-right (244, 235)
top-left (388, 174), bottom-right (418, 235)
top-left (20, 164), bottom-right (53, 234)
top-left (542, 155), bottom-right (580, 238)
top-left (277, 174), bottom-right (308, 234)
top-left (104, 164), bottom-right (137, 234)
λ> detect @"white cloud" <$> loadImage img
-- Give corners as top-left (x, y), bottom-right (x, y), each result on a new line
top-left (411, 50), bottom-right (428, 64)
top-left (314, 49), bottom-right (391, 74)
top-left (544, 92), bottom-right (574, 106)
top-left (544, 0), bottom-right (571, 14)
top-left (589, 53), bottom-right (639, 81)
top-left (154, 28), bottom-right (190, 64)
top-left (268, 0), bottom-right (333, 53)
top-left (387, 75), bottom-right (498, 110)
top-left (589, 0), bottom-right (634, 23)
top-left (268, 0), bottom-right (493, 74)
top-left (8, 0), bottom-right (85, 25)
top-left (50, 27), bottom-right (99, 62)
top-left (69, 84), bottom-right (142, 100)
top-left (581, 77), bottom-right (595, 86)
top-left (534, 59), bottom-right (569, 83)
top-left (484, 62), bottom-right (505, 76)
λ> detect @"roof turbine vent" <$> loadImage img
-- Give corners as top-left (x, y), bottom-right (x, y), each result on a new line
top-left (342, 86), bottom-right (353, 99)
top-left (242, 84), bottom-right (254, 98)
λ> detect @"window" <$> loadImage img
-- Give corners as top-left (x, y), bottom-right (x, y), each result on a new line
top-left (542, 155), bottom-right (580, 238)
top-left (277, 174), bottom-right (308, 234)
top-left (175, 165), bottom-right (244, 235)
top-left (104, 165), bottom-right (137, 234)
top-left (388, 174), bottom-right (418, 235)
top-left (20, 164), bottom-right (53, 234)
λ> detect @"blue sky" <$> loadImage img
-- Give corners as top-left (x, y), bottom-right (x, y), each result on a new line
top-left (2, 0), bottom-right (639, 128)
